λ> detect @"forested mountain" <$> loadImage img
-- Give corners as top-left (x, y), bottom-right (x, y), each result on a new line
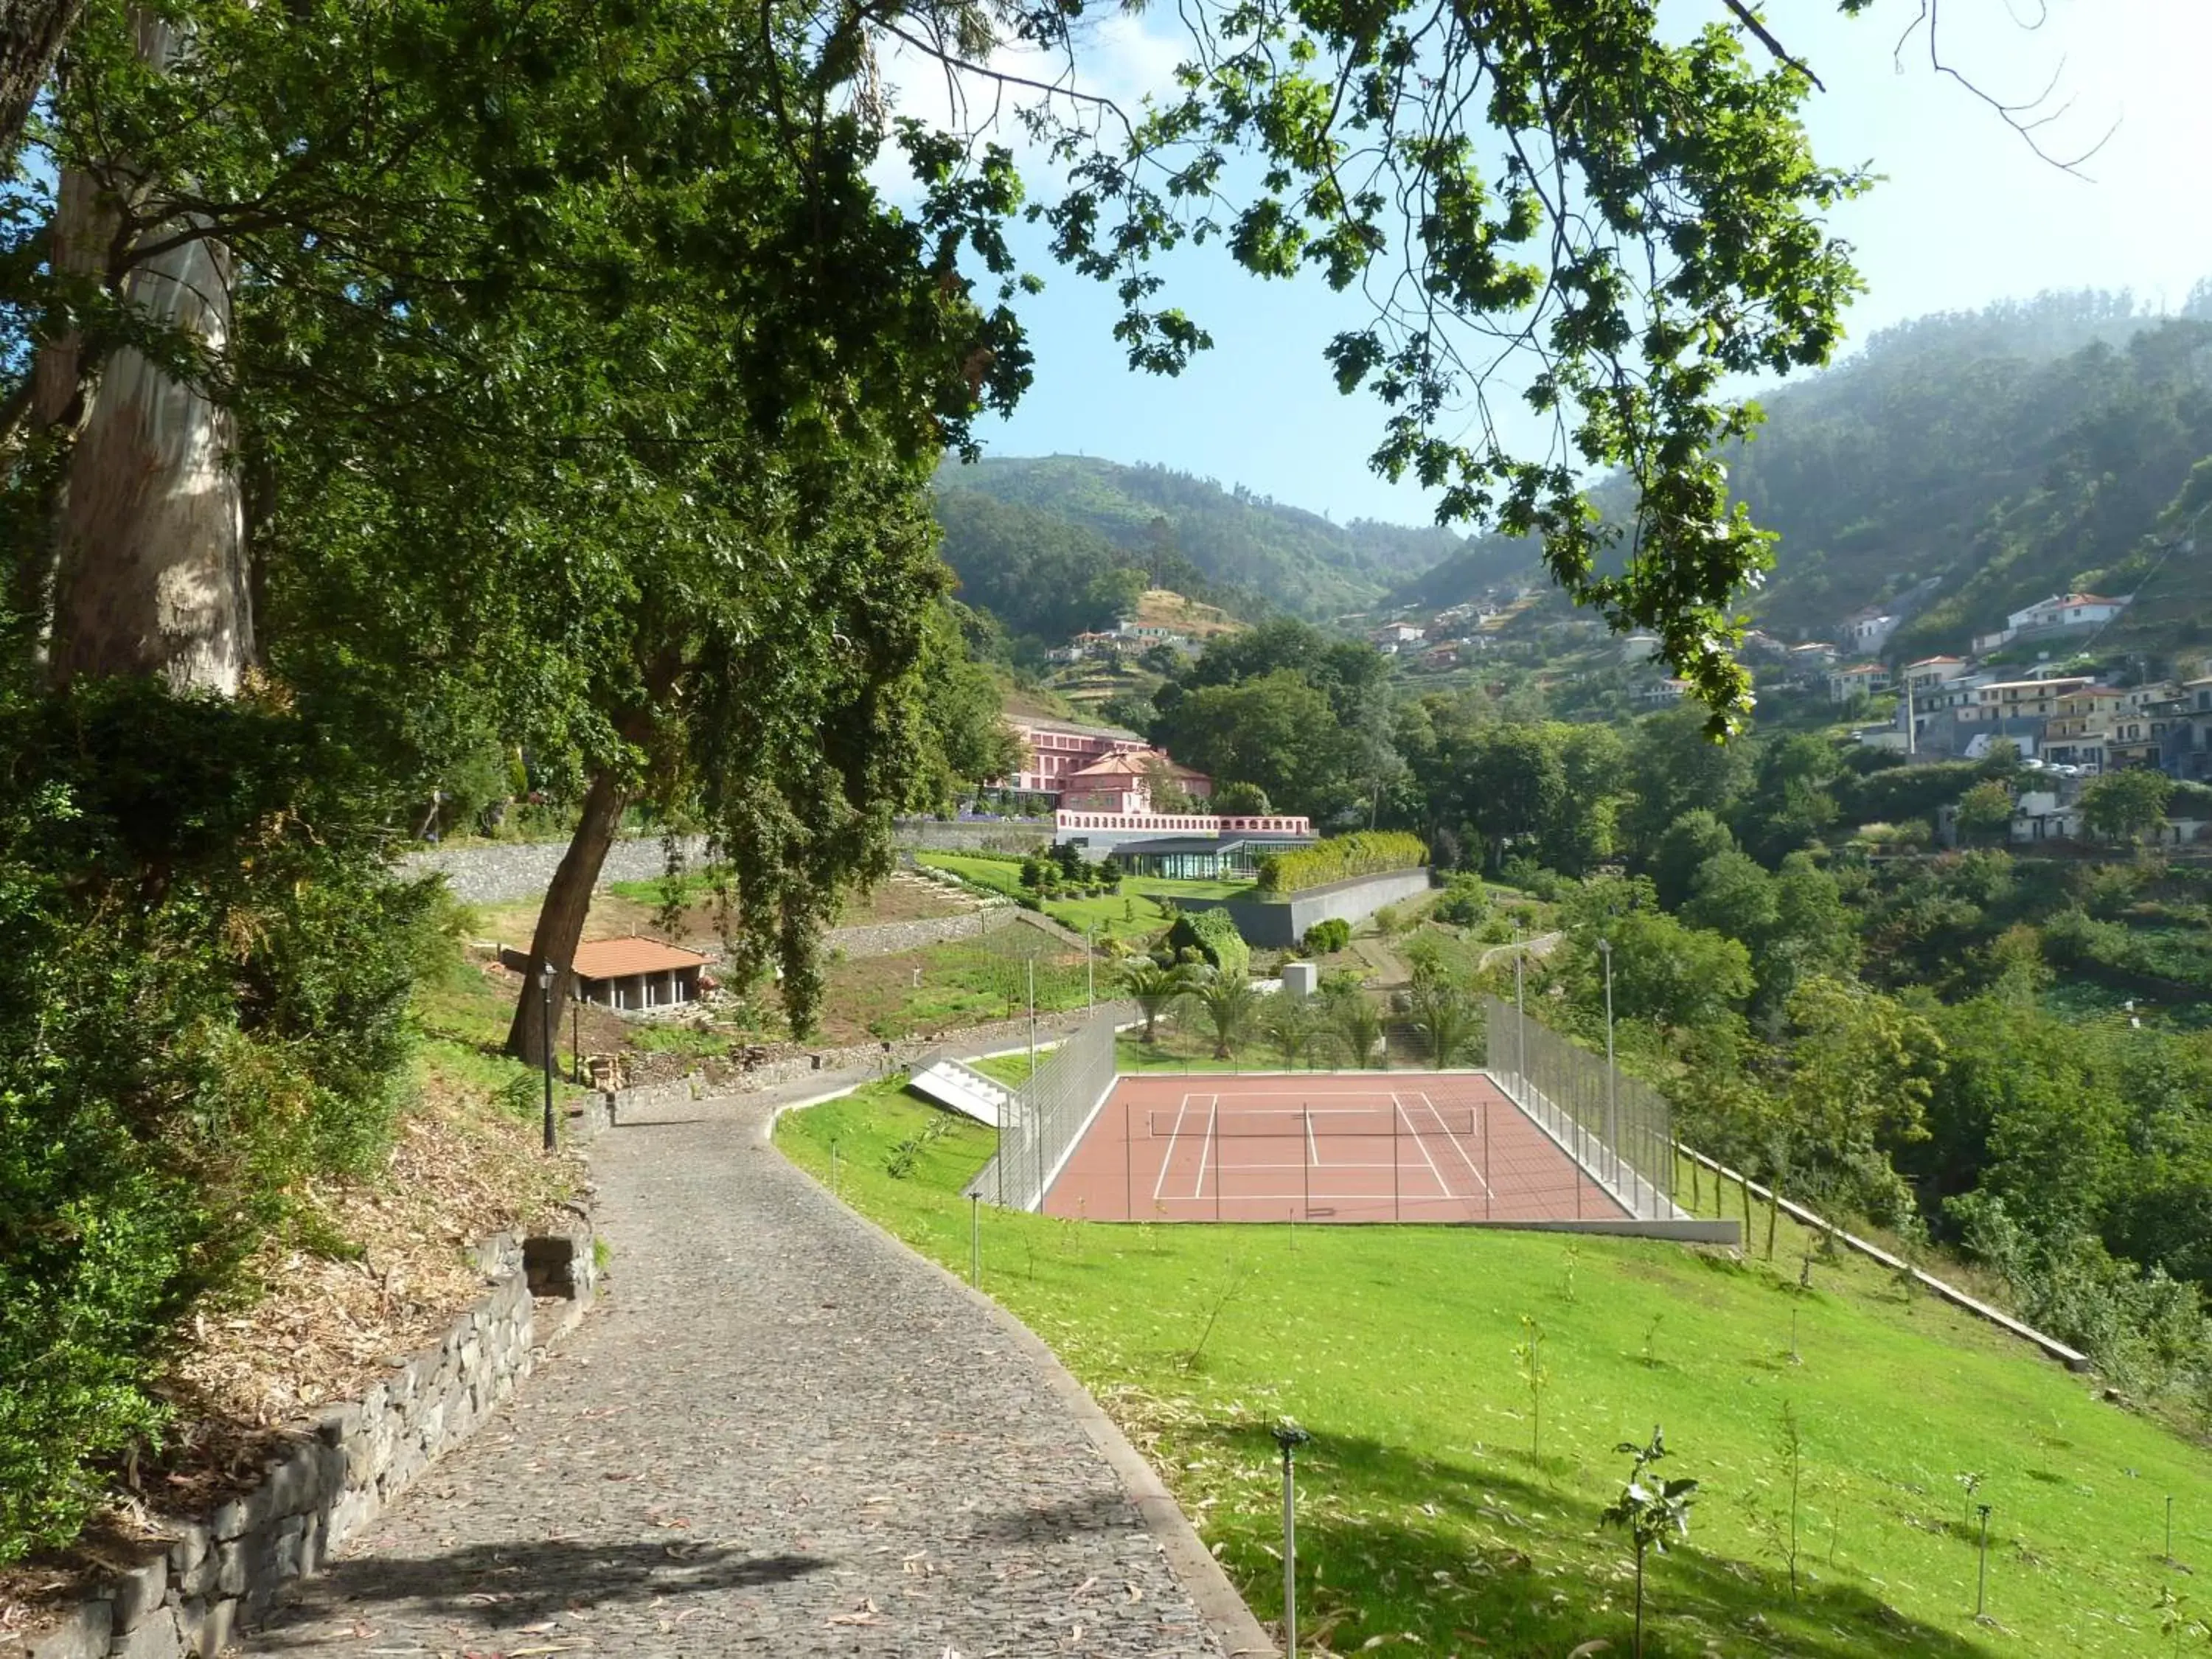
top-left (1390, 289), bottom-right (2212, 661)
top-left (934, 454), bottom-right (1470, 627)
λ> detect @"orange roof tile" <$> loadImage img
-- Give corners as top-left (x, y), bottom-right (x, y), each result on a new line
top-left (571, 936), bottom-right (708, 979)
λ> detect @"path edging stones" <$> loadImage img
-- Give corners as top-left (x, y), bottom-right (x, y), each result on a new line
top-left (758, 1083), bottom-right (1279, 1659)
top-left (11, 1220), bottom-right (600, 1659)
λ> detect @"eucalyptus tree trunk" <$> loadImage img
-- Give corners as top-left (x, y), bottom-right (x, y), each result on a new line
top-left (43, 10), bottom-right (250, 693)
top-left (504, 769), bottom-right (627, 1063)
top-left (0, 0), bottom-right (83, 159)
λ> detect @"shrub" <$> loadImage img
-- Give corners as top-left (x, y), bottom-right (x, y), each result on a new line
top-left (1498, 854), bottom-right (1562, 900)
top-left (1166, 908), bottom-right (1251, 981)
top-left (1433, 873), bottom-right (1489, 926)
top-left (1, 683), bottom-right (441, 1564)
top-left (1254, 830), bottom-right (1427, 894)
top-left (1302, 917), bottom-right (1352, 955)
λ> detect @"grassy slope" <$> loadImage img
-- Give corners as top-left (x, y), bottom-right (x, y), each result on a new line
top-left (776, 1082), bottom-right (2212, 1659)
top-left (915, 853), bottom-right (1253, 943)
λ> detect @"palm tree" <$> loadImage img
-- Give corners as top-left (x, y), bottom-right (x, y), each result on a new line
top-left (1408, 981), bottom-right (1482, 1067)
top-left (1189, 968), bottom-right (1262, 1060)
top-left (1326, 989), bottom-right (1385, 1069)
top-left (1120, 959), bottom-right (1194, 1043)
top-left (1258, 993), bottom-right (1321, 1068)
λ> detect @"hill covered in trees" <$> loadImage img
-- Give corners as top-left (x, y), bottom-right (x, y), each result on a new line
top-left (934, 454), bottom-right (1470, 633)
top-left (1392, 288), bottom-right (2212, 661)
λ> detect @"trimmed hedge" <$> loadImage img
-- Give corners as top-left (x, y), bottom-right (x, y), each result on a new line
top-left (1256, 830), bottom-right (1427, 894)
top-left (1167, 908), bottom-right (1251, 981)
top-left (1302, 917), bottom-right (1352, 954)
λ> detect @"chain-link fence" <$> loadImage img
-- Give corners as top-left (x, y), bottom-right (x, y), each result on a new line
top-left (965, 1012), bottom-right (1119, 1212)
top-left (1479, 994), bottom-right (1677, 1221)
top-left (1119, 992), bottom-right (1486, 1074)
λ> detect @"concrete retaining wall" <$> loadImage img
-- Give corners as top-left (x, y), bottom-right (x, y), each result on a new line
top-left (1175, 867), bottom-right (1434, 949)
top-left (1678, 1145), bottom-right (2092, 1371)
top-left (14, 1225), bottom-right (598, 1659)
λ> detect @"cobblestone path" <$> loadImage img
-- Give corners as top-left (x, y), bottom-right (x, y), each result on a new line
top-left (249, 1073), bottom-right (1228, 1658)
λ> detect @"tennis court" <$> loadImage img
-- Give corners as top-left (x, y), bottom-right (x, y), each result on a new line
top-left (1044, 1072), bottom-right (1627, 1224)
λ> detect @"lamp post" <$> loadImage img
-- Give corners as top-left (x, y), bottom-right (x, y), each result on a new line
top-left (1599, 936), bottom-right (1618, 1190)
top-left (538, 963), bottom-right (557, 1152)
top-left (1272, 1419), bottom-right (1312, 1655)
top-left (1975, 1503), bottom-right (1992, 1617)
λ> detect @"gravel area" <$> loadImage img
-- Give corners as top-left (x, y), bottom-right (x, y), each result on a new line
top-left (245, 1070), bottom-right (1225, 1658)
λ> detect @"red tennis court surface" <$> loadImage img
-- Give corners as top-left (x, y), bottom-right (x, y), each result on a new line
top-left (1045, 1073), bottom-right (1626, 1224)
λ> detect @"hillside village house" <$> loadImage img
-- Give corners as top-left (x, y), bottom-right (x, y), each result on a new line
top-left (1973, 591), bottom-right (2132, 653)
top-left (1742, 630), bottom-right (1790, 661)
top-left (1902, 655), bottom-right (1973, 695)
top-left (2041, 685), bottom-right (2131, 773)
top-left (1966, 676), bottom-right (2095, 723)
top-left (1828, 662), bottom-right (1888, 702)
top-left (2155, 678), bottom-right (2212, 781)
top-left (1631, 678), bottom-right (1690, 708)
top-left (1838, 609), bottom-right (1900, 653)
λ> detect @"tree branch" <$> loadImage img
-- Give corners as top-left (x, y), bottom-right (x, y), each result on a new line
top-left (1717, 0), bottom-right (1825, 93)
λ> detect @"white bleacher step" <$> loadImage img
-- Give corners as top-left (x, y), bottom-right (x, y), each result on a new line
top-left (908, 1058), bottom-right (1016, 1129)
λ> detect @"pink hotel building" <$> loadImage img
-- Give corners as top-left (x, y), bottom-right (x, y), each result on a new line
top-left (996, 715), bottom-right (1314, 852)
top-left (998, 715), bottom-right (1152, 796)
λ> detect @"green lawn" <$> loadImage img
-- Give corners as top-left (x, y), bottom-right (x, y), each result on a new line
top-left (777, 1081), bottom-right (2212, 1659)
top-left (412, 942), bottom-right (597, 1110)
top-left (914, 853), bottom-right (1255, 942)
top-left (968, 1051), bottom-right (1039, 1087)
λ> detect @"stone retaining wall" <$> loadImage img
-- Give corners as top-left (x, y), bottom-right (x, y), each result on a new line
top-left (400, 835), bottom-right (709, 905)
top-left (891, 818), bottom-right (1052, 854)
top-left (402, 824), bottom-right (1048, 904)
top-left (827, 906), bottom-right (1009, 959)
top-left (602, 1005), bottom-right (1130, 1121)
top-left (15, 1226), bottom-right (598, 1659)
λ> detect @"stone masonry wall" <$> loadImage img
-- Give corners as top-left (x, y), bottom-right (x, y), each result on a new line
top-left (400, 835), bottom-right (709, 905)
top-left (891, 818), bottom-right (1052, 855)
top-left (401, 821), bottom-right (1047, 905)
top-left (827, 906), bottom-right (1011, 959)
top-left (15, 1227), bottom-right (597, 1659)
top-left (594, 1004), bottom-right (1134, 1124)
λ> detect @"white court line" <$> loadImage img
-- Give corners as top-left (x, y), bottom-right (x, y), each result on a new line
top-left (1394, 1093), bottom-right (1451, 1199)
top-left (1416, 1091), bottom-right (1495, 1199)
top-left (1186, 1159), bottom-right (1397, 1172)
top-left (1193, 1097), bottom-right (1219, 1200)
top-left (1129, 1089), bottom-right (1439, 1104)
top-left (1152, 1095), bottom-right (1194, 1205)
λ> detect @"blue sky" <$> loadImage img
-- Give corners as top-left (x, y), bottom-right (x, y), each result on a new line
top-left (906, 1), bottom-right (2212, 526)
